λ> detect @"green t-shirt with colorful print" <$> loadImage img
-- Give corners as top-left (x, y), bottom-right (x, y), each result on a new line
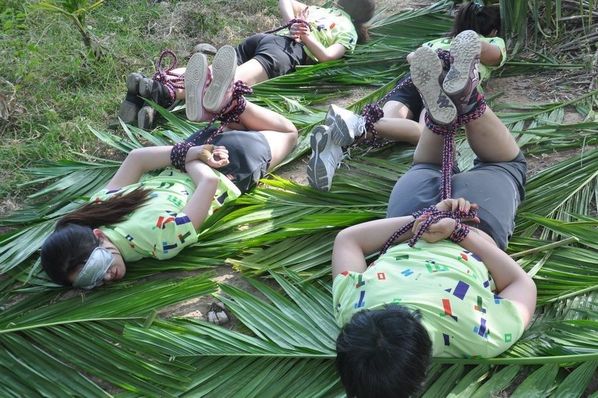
top-left (91, 168), bottom-right (240, 263)
top-left (333, 240), bottom-right (525, 358)
top-left (424, 36), bottom-right (507, 83)
top-left (279, 5), bottom-right (358, 62)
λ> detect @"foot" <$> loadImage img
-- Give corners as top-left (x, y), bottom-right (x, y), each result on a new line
top-left (184, 53), bottom-right (209, 121)
top-left (137, 105), bottom-right (156, 130)
top-left (410, 46), bottom-right (457, 125)
top-left (192, 42), bottom-right (217, 56)
top-left (326, 104), bottom-right (365, 145)
top-left (139, 77), bottom-right (175, 108)
top-left (203, 45), bottom-right (237, 113)
top-left (118, 73), bottom-right (144, 124)
top-left (307, 125), bottom-right (345, 191)
top-left (442, 30), bottom-right (481, 107)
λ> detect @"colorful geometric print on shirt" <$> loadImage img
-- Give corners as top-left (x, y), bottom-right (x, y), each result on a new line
top-left (91, 168), bottom-right (241, 262)
top-left (424, 36), bottom-right (507, 83)
top-left (332, 240), bottom-right (525, 358)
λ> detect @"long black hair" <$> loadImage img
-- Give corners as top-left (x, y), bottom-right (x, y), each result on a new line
top-left (336, 305), bottom-right (432, 398)
top-left (41, 188), bottom-right (151, 285)
top-left (450, 2), bottom-right (501, 37)
top-left (337, 0), bottom-right (376, 43)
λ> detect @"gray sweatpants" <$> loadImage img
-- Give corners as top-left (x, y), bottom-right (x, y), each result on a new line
top-left (386, 152), bottom-right (527, 250)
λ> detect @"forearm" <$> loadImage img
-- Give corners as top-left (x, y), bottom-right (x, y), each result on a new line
top-left (459, 229), bottom-right (530, 292)
top-left (183, 161), bottom-right (219, 229)
top-left (106, 146), bottom-right (173, 190)
top-left (332, 216), bottom-right (415, 277)
top-left (279, 0), bottom-right (305, 22)
top-left (301, 35), bottom-right (346, 62)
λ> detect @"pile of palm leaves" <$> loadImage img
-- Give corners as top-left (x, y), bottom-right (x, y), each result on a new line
top-left (1, 1), bottom-right (597, 396)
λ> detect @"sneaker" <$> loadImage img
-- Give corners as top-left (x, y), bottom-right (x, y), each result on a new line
top-left (192, 42), bottom-right (217, 56)
top-left (139, 77), bottom-right (175, 108)
top-left (442, 30), bottom-right (481, 104)
top-left (203, 45), bottom-right (237, 113)
top-left (184, 52), bottom-right (209, 122)
top-left (137, 105), bottom-right (156, 130)
top-left (307, 125), bottom-right (345, 191)
top-left (326, 104), bottom-right (366, 145)
top-left (117, 73), bottom-right (144, 124)
top-left (410, 46), bottom-right (457, 125)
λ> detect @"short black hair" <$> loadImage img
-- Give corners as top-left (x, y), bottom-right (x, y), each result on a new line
top-left (336, 305), bottom-right (432, 398)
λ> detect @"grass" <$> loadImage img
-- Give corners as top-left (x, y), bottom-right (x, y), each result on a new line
top-left (0, 0), bottom-right (281, 202)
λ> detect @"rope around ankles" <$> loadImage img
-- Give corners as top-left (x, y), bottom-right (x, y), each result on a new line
top-left (191, 81), bottom-right (254, 145)
top-left (377, 48), bottom-right (491, 254)
top-left (152, 49), bottom-right (185, 103)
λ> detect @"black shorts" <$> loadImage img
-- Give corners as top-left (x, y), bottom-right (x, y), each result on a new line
top-left (383, 73), bottom-right (423, 120)
top-left (236, 33), bottom-right (309, 79)
top-left (184, 128), bottom-right (272, 193)
top-left (386, 152), bottom-right (527, 250)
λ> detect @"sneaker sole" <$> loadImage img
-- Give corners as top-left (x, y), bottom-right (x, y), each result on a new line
top-left (410, 47), bottom-right (457, 125)
top-left (126, 73), bottom-right (143, 95)
top-left (442, 30), bottom-right (481, 96)
top-left (328, 104), bottom-right (357, 147)
top-left (118, 100), bottom-right (139, 124)
top-left (137, 105), bottom-right (155, 130)
top-left (203, 45), bottom-right (237, 113)
top-left (185, 53), bottom-right (208, 121)
top-left (307, 126), bottom-right (333, 191)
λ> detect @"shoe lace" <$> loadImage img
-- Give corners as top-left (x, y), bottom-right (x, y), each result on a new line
top-left (152, 49), bottom-right (185, 102)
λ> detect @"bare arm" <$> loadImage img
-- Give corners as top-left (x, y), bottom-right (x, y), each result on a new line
top-left (106, 147), bottom-right (172, 190)
top-left (182, 160), bottom-right (219, 229)
top-left (279, 0), bottom-right (307, 23)
top-left (332, 216), bottom-right (415, 278)
top-left (480, 40), bottom-right (503, 66)
top-left (301, 36), bottom-right (347, 62)
top-left (459, 230), bottom-right (537, 327)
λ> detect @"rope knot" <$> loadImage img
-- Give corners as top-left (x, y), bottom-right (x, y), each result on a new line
top-left (152, 49), bottom-right (185, 102)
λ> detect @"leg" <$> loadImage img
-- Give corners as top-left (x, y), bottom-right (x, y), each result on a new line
top-left (237, 101), bottom-right (297, 167)
top-left (464, 106), bottom-right (519, 162)
top-left (373, 115), bottom-right (422, 145)
top-left (386, 163), bottom-right (442, 218)
top-left (412, 111), bottom-right (444, 165)
top-left (235, 59), bottom-right (269, 85)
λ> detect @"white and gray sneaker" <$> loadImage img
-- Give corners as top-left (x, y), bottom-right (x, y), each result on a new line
top-left (324, 104), bottom-right (366, 146)
top-left (307, 125), bottom-right (345, 191)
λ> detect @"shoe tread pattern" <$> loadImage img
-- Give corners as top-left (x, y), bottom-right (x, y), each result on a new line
top-left (185, 53), bottom-right (208, 121)
top-left (411, 47), bottom-right (457, 125)
top-left (203, 45), bottom-right (237, 113)
top-left (443, 30), bottom-right (481, 96)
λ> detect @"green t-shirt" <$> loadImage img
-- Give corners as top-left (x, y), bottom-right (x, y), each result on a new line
top-left (91, 168), bottom-right (240, 262)
top-left (333, 240), bottom-right (525, 358)
top-left (424, 36), bottom-right (507, 83)
top-left (279, 5), bottom-right (358, 62)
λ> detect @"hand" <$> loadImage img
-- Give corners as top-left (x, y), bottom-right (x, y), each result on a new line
top-left (413, 216), bottom-right (457, 243)
top-left (186, 145), bottom-right (230, 168)
top-left (435, 198), bottom-right (479, 220)
top-left (290, 9), bottom-right (310, 42)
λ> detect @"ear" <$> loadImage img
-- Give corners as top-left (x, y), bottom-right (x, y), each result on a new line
top-left (92, 228), bottom-right (106, 241)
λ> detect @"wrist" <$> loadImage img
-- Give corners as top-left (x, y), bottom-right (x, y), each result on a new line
top-left (449, 221), bottom-right (470, 243)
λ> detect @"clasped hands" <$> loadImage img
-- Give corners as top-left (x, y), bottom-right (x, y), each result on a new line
top-left (412, 198), bottom-right (480, 243)
top-left (290, 8), bottom-right (310, 42)
top-left (185, 145), bottom-right (230, 169)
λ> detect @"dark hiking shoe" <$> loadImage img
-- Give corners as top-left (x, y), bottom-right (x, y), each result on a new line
top-left (138, 77), bottom-right (175, 108)
top-left (411, 46), bottom-right (457, 125)
top-left (118, 73), bottom-right (144, 124)
top-left (137, 105), bottom-right (156, 130)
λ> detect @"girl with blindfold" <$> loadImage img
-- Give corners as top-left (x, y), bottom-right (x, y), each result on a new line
top-left (41, 101), bottom-right (297, 289)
